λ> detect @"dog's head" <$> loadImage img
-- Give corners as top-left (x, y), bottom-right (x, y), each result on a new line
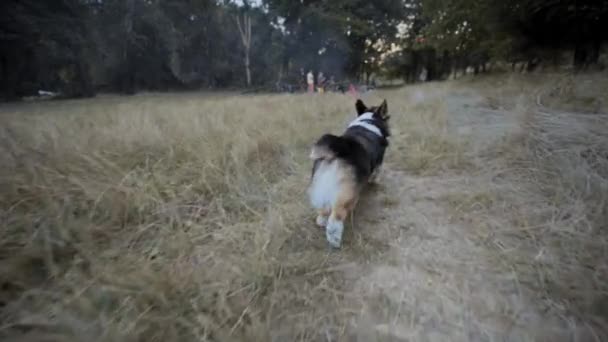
top-left (355, 99), bottom-right (390, 120)
top-left (355, 99), bottom-right (390, 137)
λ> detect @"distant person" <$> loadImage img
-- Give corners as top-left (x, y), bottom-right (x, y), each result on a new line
top-left (307, 70), bottom-right (315, 93)
top-left (348, 83), bottom-right (359, 98)
top-left (317, 72), bottom-right (326, 94)
top-left (419, 67), bottom-right (428, 82)
top-left (328, 75), bottom-right (336, 91)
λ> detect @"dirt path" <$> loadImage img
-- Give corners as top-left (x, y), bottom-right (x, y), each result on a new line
top-left (343, 88), bottom-right (596, 341)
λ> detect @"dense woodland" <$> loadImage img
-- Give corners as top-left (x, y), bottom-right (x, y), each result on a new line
top-left (1, 0), bottom-right (607, 99)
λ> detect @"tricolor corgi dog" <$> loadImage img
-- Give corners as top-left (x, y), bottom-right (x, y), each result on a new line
top-left (308, 99), bottom-right (391, 248)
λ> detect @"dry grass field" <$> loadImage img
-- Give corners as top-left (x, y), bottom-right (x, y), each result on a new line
top-left (1, 72), bottom-right (607, 341)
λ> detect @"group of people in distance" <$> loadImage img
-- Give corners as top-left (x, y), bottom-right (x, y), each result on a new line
top-left (277, 68), bottom-right (371, 95)
top-left (304, 69), bottom-right (335, 94)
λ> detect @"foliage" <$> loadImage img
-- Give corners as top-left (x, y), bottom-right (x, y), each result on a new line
top-left (420, 0), bottom-right (608, 70)
top-left (1, 0), bottom-right (607, 98)
top-left (1, 0), bottom-right (287, 97)
top-left (263, 0), bottom-right (408, 79)
top-left (0, 0), bottom-right (94, 98)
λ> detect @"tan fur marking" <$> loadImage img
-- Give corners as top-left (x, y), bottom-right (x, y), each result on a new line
top-left (330, 165), bottom-right (360, 222)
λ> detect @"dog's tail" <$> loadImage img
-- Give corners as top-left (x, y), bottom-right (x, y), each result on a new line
top-left (309, 134), bottom-right (344, 210)
top-left (309, 134), bottom-right (352, 161)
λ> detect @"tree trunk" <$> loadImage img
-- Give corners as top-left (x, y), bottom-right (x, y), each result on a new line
top-left (72, 60), bottom-right (95, 98)
top-left (589, 39), bottom-right (601, 65)
top-left (245, 54), bottom-right (251, 86)
top-left (552, 51), bottom-right (560, 67)
top-left (122, 0), bottom-right (136, 94)
top-left (441, 50), bottom-right (450, 80)
top-left (574, 42), bottom-right (588, 70)
top-left (527, 58), bottom-right (540, 73)
top-left (0, 54), bottom-right (13, 99)
top-left (424, 49), bottom-right (435, 81)
top-left (277, 63), bottom-right (283, 84)
top-left (235, 13), bottom-right (252, 87)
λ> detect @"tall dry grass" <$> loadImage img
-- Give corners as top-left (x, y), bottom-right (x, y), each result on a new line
top-left (381, 82), bottom-right (474, 175)
top-left (0, 72), bottom-right (607, 341)
top-left (0, 93), bottom-right (365, 341)
top-left (440, 72), bottom-right (608, 338)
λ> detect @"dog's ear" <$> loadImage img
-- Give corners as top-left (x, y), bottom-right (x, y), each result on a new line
top-left (375, 99), bottom-right (389, 120)
top-left (355, 99), bottom-right (368, 116)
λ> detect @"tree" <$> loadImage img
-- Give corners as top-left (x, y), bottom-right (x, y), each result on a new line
top-left (2, 0), bottom-right (607, 100)
top-left (515, 0), bottom-right (608, 69)
top-left (0, 0), bottom-right (95, 99)
top-left (421, 0), bottom-right (608, 71)
top-left (235, 12), bottom-right (253, 86)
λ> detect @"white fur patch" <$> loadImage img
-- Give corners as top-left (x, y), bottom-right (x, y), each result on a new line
top-left (308, 161), bottom-right (340, 210)
top-left (326, 217), bottom-right (344, 248)
top-left (348, 112), bottom-right (383, 137)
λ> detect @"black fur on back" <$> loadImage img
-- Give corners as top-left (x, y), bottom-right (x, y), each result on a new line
top-left (312, 133), bottom-right (374, 182)
top-left (311, 99), bottom-right (391, 184)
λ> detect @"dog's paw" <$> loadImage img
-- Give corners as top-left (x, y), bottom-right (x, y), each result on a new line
top-left (326, 218), bottom-right (344, 248)
top-left (315, 215), bottom-right (328, 228)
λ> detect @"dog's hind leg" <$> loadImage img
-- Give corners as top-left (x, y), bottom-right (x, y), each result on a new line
top-left (326, 184), bottom-right (358, 248)
top-left (326, 207), bottom-right (347, 249)
top-left (369, 166), bottom-right (382, 183)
